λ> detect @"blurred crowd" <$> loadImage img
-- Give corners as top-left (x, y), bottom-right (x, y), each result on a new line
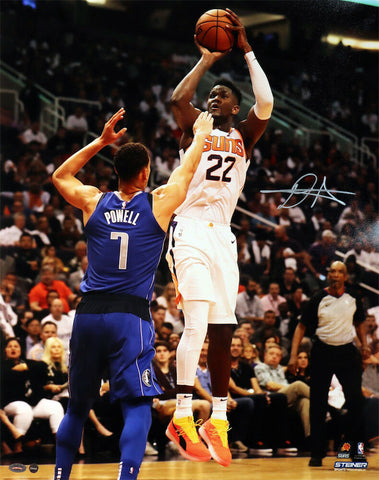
top-left (1, 0), bottom-right (378, 463)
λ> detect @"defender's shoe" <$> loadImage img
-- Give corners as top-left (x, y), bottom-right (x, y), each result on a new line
top-left (199, 418), bottom-right (232, 467)
top-left (166, 415), bottom-right (211, 462)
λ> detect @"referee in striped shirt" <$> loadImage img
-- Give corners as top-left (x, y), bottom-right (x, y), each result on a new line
top-left (288, 261), bottom-right (370, 466)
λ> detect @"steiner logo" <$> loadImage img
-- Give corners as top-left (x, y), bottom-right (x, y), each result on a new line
top-left (334, 461), bottom-right (368, 470)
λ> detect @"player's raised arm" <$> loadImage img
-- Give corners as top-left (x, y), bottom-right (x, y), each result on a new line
top-left (152, 112), bottom-right (213, 231)
top-left (170, 39), bottom-right (229, 137)
top-left (52, 109), bottom-right (127, 218)
top-left (226, 9), bottom-right (273, 148)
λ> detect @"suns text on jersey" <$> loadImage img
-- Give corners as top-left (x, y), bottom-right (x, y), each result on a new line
top-left (203, 135), bottom-right (244, 156)
top-left (104, 209), bottom-right (140, 225)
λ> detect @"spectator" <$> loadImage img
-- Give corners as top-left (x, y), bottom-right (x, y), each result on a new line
top-left (0, 273), bottom-right (26, 317)
top-left (26, 215), bottom-right (52, 248)
top-left (1, 337), bottom-right (64, 450)
top-left (156, 321), bottom-right (173, 342)
top-left (168, 332), bottom-right (180, 363)
top-left (65, 107), bottom-right (88, 141)
top-left (41, 299), bottom-right (74, 356)
top-left (260, 282), bottom-right (287, 317)
top-left (241, 342), bottom-right (261, 367)
top-left (308, 229), bottom-right (337, 279)
top-left (235, 278), bottom-right (264, 326)
top-left (41, 337), bottom-right (69, 409)
top-left (156, 282), bottom-right (176, 308)
top-left (68, 256), bottom-right (88, 293)
top-left (306, 206), bottom-right (328, 244)
top-left (27, 321), bottom-right (58, 361)
top-left (41, 246), bottom-right (67, 278)
top-left (285, 349), bottom-right (311, 386)
top-left (228, 335), bottom-right (295, 456)
top-left (344, 238), bottom-right (370, 266)
top-left (252, 310), bottom-right (282, 353)
top-left (0, 213), bottom-right (26, 246)
top-left (270, 225), bottom-right (318, 286)
top-left (285, 287), bottom-right (309, 341)
top-left (55, 216), bottom-right (82, 262)
top-left (254, 344), bottom-right (310, 447)
top-left (151, 302), bottom-right (166, 333)
top-left (22, 183), bottom-right (50, 214)
top-left (250, 202), bottom-right (277, 239)
top-left (164, 295), bottom-right (183, 335)
top-left (249, 231), bottom-right (271, 281)
top-left (24, 317), bottom-right (42, 357)
top-left (278, 267), bottom-right (301, 302)
top-left (336, 199), bottom-right (364, 233)
top-left (67, 240), bottom-right (87, 273)
top-left (18, 121), bottom-right (47, 148)
top-left (14, 232), bottom-right (41, 283)
top-left (28, 265), bottom-right (76, 315)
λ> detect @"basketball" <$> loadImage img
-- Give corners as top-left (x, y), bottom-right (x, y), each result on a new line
top-left (195, 9), bottom-right (234, 52)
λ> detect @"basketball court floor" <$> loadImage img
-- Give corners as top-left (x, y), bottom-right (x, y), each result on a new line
top-left (1, 454), bottom-right (378, 480)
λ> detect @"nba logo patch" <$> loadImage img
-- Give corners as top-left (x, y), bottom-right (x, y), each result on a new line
top-left (358, 442), bottom-right (364, 455)
top-left (129, 466), bottom-right (134, 474)
top-left (142, 369), bottom-right (152, 387)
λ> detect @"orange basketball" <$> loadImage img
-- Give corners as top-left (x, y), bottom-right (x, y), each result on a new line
top-left (195, 9), bottom-right (234, 52)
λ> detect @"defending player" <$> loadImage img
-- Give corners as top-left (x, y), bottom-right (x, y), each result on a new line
top-left (166, 8), bottom-right (273, 466)
top-left (52, 108), bottom-right (213, 480)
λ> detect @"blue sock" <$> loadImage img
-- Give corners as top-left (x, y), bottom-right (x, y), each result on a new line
top-left (118, 397), bottom-right (152, 480)
top-left (54, 400), bottom-right (92, 480)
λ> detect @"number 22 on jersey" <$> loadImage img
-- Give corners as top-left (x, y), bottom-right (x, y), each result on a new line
top-left (205, 154), bottom-right (236, 182)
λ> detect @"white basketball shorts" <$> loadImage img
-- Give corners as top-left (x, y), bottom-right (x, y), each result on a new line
top-left (166, 215), bottom-right (238, 325)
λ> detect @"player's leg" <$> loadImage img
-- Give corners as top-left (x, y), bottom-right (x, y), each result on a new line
top-left (118, 396), bottom-right (153, 480)
top-left (55, 312), bottom-right (104, 480)
top-left (198, 227), bottom-right (238, 467)
top-left (166, 298), bottom-right (211, 462)
top-left (198, 323), bottom-right (233, 467)
top-left (55, 398), bottom-right (94, 480)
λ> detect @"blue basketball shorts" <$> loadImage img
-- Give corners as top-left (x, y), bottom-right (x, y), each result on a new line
top-left (68, 292), bottom-right (162, 403)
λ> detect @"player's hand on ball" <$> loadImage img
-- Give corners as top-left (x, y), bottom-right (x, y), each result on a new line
top-left (100, 108), bottom-right (127, 146)
top-left (225, 8), bottom-right (251, 53)
top-left (193, 111), bottom-right (213, 136)
top-left (194, 35), bottom-right (231, 63)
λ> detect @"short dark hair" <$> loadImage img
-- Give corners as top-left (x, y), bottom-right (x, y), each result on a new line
top-left (161, 322), bottom-right (173, 330)
top-left (211, 78), bottom-right (241, 105)
top-left (154, 341), bottom-right (170, 350)
top-left (113, 143), bottom-right (150, 182)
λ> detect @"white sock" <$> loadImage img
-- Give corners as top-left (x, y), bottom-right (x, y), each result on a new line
top-left (175, 393), bottom-right (193, 419)
top-left (212, 397), bottom-right (228, 421)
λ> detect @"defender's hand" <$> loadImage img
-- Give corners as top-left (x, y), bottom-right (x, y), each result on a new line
top-left (193, 111), bottom-right (213, 136)
top-left (99, 108), bottom-right (127, 146)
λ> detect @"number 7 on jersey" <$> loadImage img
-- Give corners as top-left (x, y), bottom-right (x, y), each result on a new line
top-left (111, 232), bottom-right (129, 270)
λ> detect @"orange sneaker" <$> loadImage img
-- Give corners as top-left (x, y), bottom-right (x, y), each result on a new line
top-left (199, 418), bottom-right (232, 467)
top-left (166, 415), bottom-right (211, 462)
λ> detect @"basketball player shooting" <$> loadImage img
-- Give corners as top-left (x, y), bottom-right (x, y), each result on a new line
top-left (51, 109), bottom-right (213, 480)
top-left (166, 8), bottom-right (273, 467)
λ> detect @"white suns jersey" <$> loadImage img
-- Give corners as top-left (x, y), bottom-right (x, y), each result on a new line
top-left (175, 127), bottom-right (249, 224)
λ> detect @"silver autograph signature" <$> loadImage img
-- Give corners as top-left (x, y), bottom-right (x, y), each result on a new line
top-left (260, 173), bottom-right (355, 208)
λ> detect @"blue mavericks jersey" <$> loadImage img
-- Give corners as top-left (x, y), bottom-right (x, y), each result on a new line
top-left (80, 191), bottom-right (165, 300)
